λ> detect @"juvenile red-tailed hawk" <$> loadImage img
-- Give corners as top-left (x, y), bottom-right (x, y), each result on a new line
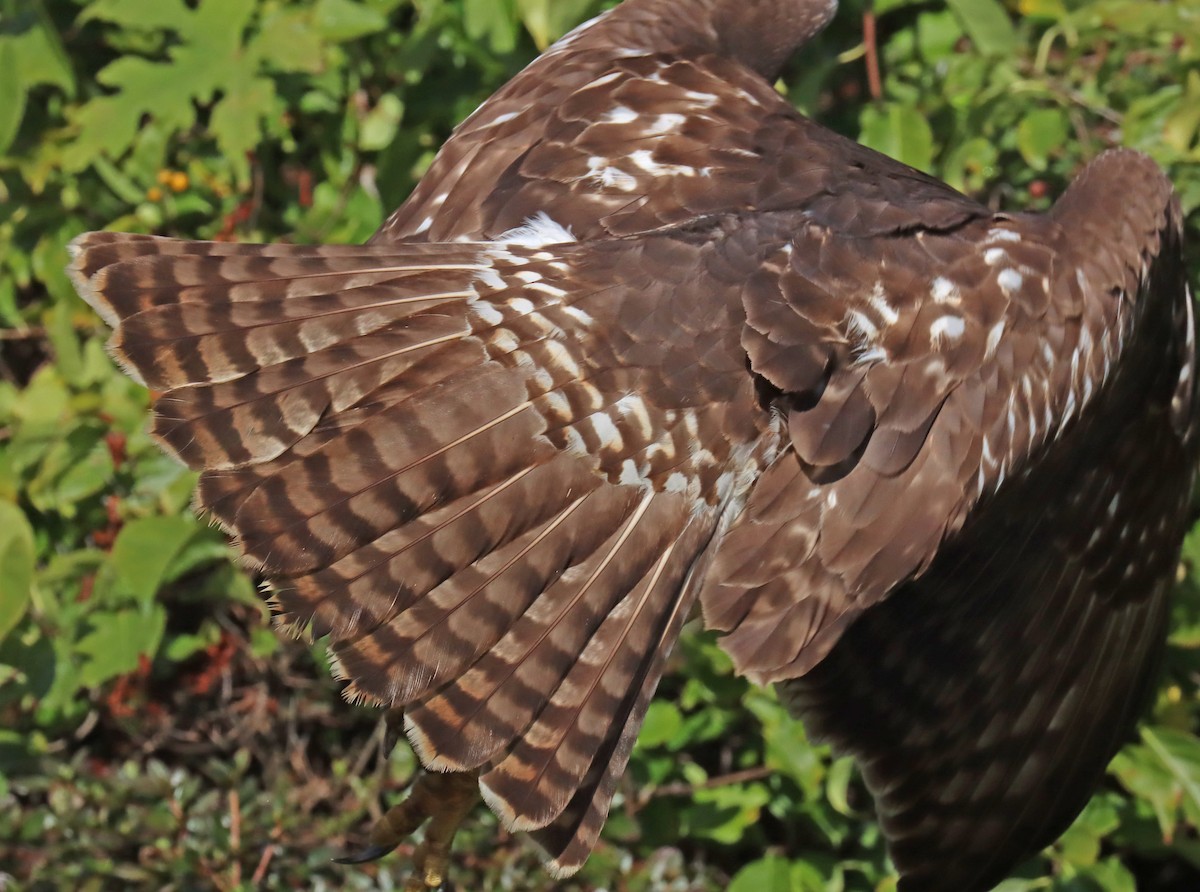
top-left (69, 0), bottom-right (1197, 889)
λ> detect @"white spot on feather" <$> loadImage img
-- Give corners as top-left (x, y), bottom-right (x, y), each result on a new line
top-left (563, 305), bottom-right (594, 327)
top-left (931, 277), bottom-right (961, 305)
top-left (495, 212), bottom-right (576, 247)
top-left (985, 320), bottom-right (1006, 357)
top-left (619, 458), bottom-right (651, 490)
top-left (586, 157), bottom-right (638, 191)
top-left (475, 265), bottom-right (506, 291)
top-left (542, 340), bottom-right (580, 376)
top-left (930, 315), bottom-right (965, 347)
top-left (604, 105), bottom-right (638, 124)
top-left (846, 309), bottom-right (879, 344)
top-left (986, 228), bottom-right (1022, 243)
top-left (682, 89), bottom-right (719, 106)
top-left (542, 390), bottom-right (571, 419)
top-left (855, 346), bottom-right (889, 365)
top-left (590, 413), bottom-right (623, 450)
top-left (471, 302), bottom-right (504, 327)
top-left (868, 282), bottom-right (900, 325)
top-left (997, 268), bottom-right (1024, 295)
top-left (644, 113), bottom-right (687, 135)
top-left (628, 149), bottom-right (708, 177)
top-left (664, 472), bottom-right (692, 494)
top-left (562, 426), bottom-right (588, 456)
top-left (527, 281), bottom-right (568, 299)
top-left (616, 394), bottom-right (653, 439)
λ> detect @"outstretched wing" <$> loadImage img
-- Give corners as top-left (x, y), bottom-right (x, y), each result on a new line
top-left (377, 16), bottom-right (980, 244)
top-left (68, 222), bottom-right (778, 873)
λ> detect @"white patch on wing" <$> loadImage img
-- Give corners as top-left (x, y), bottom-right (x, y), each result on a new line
top-left (997, 268), bottom-right (1024, 296)
top-left (985, 320), bottom-right (1006, 357)
top-left (542, 339), bottom-right (581, 377)
top-left (628, 149), bottom-right (708, 177)
top-left (586, 156), bottom-right (638, 191)
top-left (985, 227), bottom-right (1022, 243)
top-left (616, 394), bottom-right (653, 439)
top-left (495, 212), bottom-right (576, 247)
top-left (846, 309), bottom-right (880, 345)
top-left (929, 315), bottom-right (965, 347)
top-left (855, 346), bottom-right (889, 365)
top-left (644, 113), bottom-right (687, 135)
top-left (931, 276), bottom-right (961, 305)
top-left (470, 302), bottom-right (504, 327)
top-left (664, 472), bottom-right (692, 494)
top-left (590, 412), bottom-right (624, 450)
top-left (604, 105), bottom-right (638, 124)
top-left (682, 89), bottom-right (719, 107)
top-left (867, 282), bottom-right (900, 325)
top-left (619, 458), bottom-right (652, 491)
top-left (475, 265), bottom-right (506, 291)
top-left (563, 304), bottom-right (595, 327)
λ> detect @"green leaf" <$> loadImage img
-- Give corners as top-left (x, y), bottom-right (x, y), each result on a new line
top-left (876, 0), bottom-right (925, 14)
top-left (729, 855), bottom-right (793, 892)
top-left (359, 93), bottom-right (405, 151)
top-left (947, 0), bottom-right (1018, 56)
top-left (0, 40), bottom-right (26, 155)
top-left (76, 605), bottom-right (166, 687)
top-left (465, 0), bottom-right (519, 53)
top-left (209, 75), bottom-right (278, 170)
top-left (162, 622), bottom-right (220, 662)
top-left (515, 0), bottom-right (596, 50)
top-left (110, 516), bottom-right (197, 605)
top-left (254, 8), bottom-right (326, 74)
top-left (860, 103), bottom-right (935, 173)
top-left (78, 0), bottom-right (194, 31)
top-left (1142, 726), bottom-right (1200, 825)
top-left (1016, 107), bottom-right (1069, 170)
top-left (637, 701), bottom-right (683, 749)
top-left (2, 7), bottom-right (75, 95)
top-left (1017, 0), bottom-right (1068, 21)
top-left (1164, 71), bottom-right (1200, 153)
top-left (0, 502), bottom-right (36, 643)
top-left (63, 56), bottom-right (198, 170)
top-left (314, 0), bottom-right (389, 41)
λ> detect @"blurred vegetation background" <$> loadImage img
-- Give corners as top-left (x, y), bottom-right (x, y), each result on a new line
top-left (2, 0), bottom-right (1200, 889)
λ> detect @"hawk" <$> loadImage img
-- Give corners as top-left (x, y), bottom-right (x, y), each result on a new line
top-left (69, 0), bottom-right (1197, 889)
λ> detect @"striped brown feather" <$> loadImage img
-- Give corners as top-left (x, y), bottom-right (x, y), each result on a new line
top-left (70, 219), bottom-right (777, 871)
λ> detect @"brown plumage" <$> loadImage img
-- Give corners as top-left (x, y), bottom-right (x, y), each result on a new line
top-left (69, 1), bottom-right (1197, 889)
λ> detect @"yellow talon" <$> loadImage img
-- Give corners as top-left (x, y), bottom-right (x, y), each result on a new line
top-left (337, 769), bottom-right (480, 890)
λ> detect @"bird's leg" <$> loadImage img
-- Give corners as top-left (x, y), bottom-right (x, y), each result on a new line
top-left (336, 768), bottom-right (480, 890)
top-left (405, 770), bottom-right (481, 891)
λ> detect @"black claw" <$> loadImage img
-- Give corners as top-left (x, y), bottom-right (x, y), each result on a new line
top-left (334, 843), bottom-right (395, 865)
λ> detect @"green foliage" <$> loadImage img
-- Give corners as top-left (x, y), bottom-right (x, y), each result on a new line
top-left (2, 0), bottom-right (1199, 889)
